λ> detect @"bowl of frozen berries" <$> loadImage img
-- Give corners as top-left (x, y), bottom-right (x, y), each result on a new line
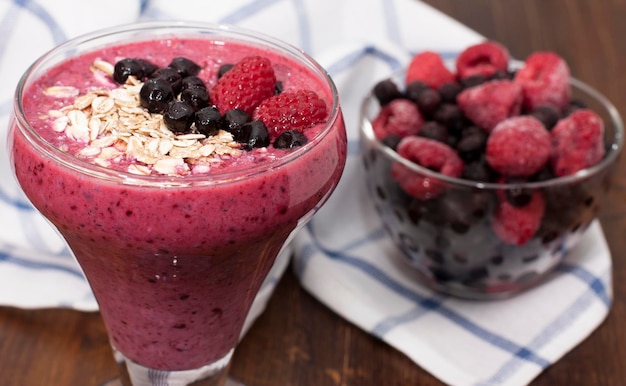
top-left (360, 41), bottom-right (623, 299)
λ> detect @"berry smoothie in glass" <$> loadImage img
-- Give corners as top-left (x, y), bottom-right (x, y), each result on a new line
top-left (8, 21), bottom-right (346, 385)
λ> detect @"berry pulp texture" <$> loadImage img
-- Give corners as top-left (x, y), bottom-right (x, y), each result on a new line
top-left (11, 37), bottom-right (346, 370)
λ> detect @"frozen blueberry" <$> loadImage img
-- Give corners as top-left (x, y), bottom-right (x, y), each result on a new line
top-left (434, 103), bottom-right (466, 133)
top-left (381, 134), bottom-right (402, 150)
top-left (462, 158), bottom-right (496, 182)
top-left (438, 82), bottom-right (462, 104)
top-left (181, 87), bottom-right (210, 111)
top-left (456, 126), bottom-right (487, 161)
top-left (373, 79), bottom-right (402, 106)
top-left (239, 120), bottom-right (271, 150)
top-left (461, 74), bottom-right (488, 89)
top-left (164, 101), bottom-right (195, 134)
top-left (168, 57), bottom-right (201, 78)
top-left (504, 177), bottom-right (533, 207)
top-left (418, 121), bottom-right (448, 143)
top-left (194, 106), bottom-right (222, 136)
top-left (152, 67), bottom-right (183, 94)
top-left (274, 130), bottom-right (308, 149)
top-left (531, 105), bottom-right (560, 130)
top-left (139, 78), bottom-right (174, 114)
top-left (415, 88), bottom-right (442, 117)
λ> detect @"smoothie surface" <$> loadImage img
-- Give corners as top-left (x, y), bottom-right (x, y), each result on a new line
top-left (22, 37), bottom-right (333, 177)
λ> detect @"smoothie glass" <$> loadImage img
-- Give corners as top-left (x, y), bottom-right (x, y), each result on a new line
top-left (8, 22), bottom-right (346, 385)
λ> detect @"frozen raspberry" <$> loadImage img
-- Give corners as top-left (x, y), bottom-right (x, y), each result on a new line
top-left (391, 136), bottom-right (464, 199)
top-left (210, 55), bottom-right (276, 115)
top-left (550, 109), bottom-right (605, 176)
top-left (456, 41), bottom-right (510, 80)
top-left (457, 80), bottom-right (522, 132)
top-left (514, 51), bottom-right (571, 111)
top-left (405, 51), bottom-right (456, 89)
top-left (253, 89), bottom-right (328, 139)
top-left (486, 116), bottom-right (551, 177)
top-left (492, 189), bottom-right (546, 245)
top-left (371, 99), bottom-right (423, 140)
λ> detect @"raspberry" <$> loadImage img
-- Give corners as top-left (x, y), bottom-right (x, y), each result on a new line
top-left (457, 80), bottom-right (522, 132)
top-left (456, 41), bottom-right (510, 80)
top-left (391, 136), bottom-right (464, 199)
top-left (486, 116), bottom-right (551, 177)
top-left (210, 55), bottom-right (276, 115)
top-left (492, 189), bottom-right (545, 245)
top-left (514, 51), bottom-right (571, 111)
top-left (371, 99), bottom-right (423, 140)
top-left (405, 51), bottom-right (456, 89)
top-left (253, 89), bottom-right (328, 138)
top-left (550, 109), bottom-right (606, 176)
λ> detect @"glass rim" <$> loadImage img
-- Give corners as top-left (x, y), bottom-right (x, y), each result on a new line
top-left (360, 75), bottom-right (625, 190)
top-left (13, 20), bottom-right (341, 187)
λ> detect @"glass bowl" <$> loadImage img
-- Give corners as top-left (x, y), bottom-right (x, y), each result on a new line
top-left (359, 71), bottom-right (623, 300)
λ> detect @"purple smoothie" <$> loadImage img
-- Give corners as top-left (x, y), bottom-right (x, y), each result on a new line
top-left (10, 31), bottom-right (346, 371)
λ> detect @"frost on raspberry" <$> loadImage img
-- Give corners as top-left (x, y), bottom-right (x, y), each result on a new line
top-left (551, 109), bottom-right (606, 176)
top-left (514, 51), bottom-right (571, 112)
top-left (371, 99), bottom-right (423, 141)
top-left (486, 116), bottom-right (551, 177)
top-left (391, 136), bottom-right (464, 200)
top-left (492, 189), bottom-right (546, 245)
top-left (210, 55), bottom-right (276, 115)
top-left (457, 80), bottom-right (522, 132)
top-left (253, 89), bottom-right (328, 139)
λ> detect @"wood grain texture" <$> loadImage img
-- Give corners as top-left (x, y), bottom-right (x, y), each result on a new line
top-left (2, 1), bottom-right (625, 385)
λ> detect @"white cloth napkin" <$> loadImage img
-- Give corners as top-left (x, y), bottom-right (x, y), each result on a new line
top-left (0, 1), bottom-right (612, 386)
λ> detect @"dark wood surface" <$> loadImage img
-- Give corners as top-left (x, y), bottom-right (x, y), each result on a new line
top-left (2, 1), bottom-right (626, 385)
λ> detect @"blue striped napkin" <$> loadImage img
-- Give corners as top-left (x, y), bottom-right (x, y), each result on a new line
top-left (0, 1), bottom-right (611, 385)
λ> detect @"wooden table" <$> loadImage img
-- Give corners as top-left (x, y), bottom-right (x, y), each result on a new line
top-left (3, 1), bottom-right (626, 385)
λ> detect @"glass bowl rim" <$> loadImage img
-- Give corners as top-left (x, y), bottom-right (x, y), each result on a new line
top-left (13, 20), bottom-right (342, 188)
top-left (360, 71), bottom-right (624, 190)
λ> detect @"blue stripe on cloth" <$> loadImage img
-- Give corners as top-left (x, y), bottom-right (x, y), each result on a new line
top-left (473, 270), bottom-right (610, 385)
top-left (0, 247), bottom-right (85, 280)
top-left (557, 263), bottom-right (612, 306)
top-left (0, 186), bottom-right (34, 211)
top-left (298, 223), bottom-right (551, 368)
top-left (13, 0), bottom-right (68, 44)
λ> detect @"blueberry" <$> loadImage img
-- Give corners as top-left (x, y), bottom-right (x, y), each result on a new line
top-left (152, 67), bottom-right (183, 94)
top-left (275, 80), bottom-right (284, 95)
top-left (239, 120), bottom-right (270, 150)
top-left (113, 58), bottom-right (157, 84)
top-left (168, 57), bottom-right (201, 78)
top-left (194, 106), bottom-right (221, 136)
top-left (531, 105), bottom-right (560, 130)
top-left (139, 78), bottom-right (174, 114)
top-left (218, 63), bottom-right (234, 78)
top-left (461, 74), bottom-right (488, 89)
top-left (418, 121), bottom-right (448, 143)
top-left (434, 103), bottom-right (466, 133)
top-left (412, 88), bottom-right (441, 117)
top-left (504, 177), bottom-right (533, 207)
top-left (181, 76), bottom-right (207, 91)
top-left (180, 87), bottom-right (210, 111)
top-left (164, 101), bottom-right (195, 134)
top-left (221, 109), bottom-right (251, 140)
top-left (462, 159), bottom-right (496, 182)
top-left (437, 82), bottom-right (462, 104)
top-left (373, 79), bottom-right (402, 106)
top-left (405, 80), bottom-right (429, 99)
top-left (274, 130), bottom-right (308, 149)
top-left (456, 126), bottom-right (487, 161)
top-left (381, 134), bottom-right (402, 150)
